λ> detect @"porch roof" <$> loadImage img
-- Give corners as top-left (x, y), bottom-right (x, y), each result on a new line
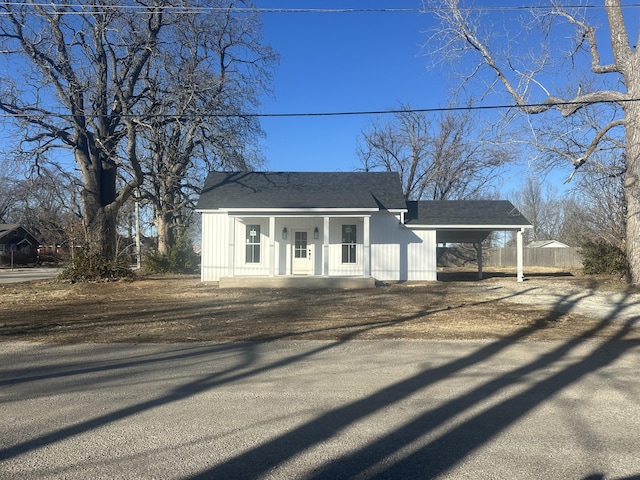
top-left (196, 171), bottom-right (407, 211)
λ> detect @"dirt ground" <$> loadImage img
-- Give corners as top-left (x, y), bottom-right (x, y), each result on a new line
top-left (1, 268), bottom-right (639, 343)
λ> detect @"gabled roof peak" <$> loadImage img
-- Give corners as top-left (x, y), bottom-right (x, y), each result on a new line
top-left (197, 171), bottom-right (407, 211)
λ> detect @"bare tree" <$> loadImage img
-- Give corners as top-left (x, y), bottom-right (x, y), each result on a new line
top-left (0, 1), bottom-right (165, 264)
top-left (357, 106), bottom-right (509, 200)
top-left (140, 3), bottom-right (275, 255)
top-left (0, 0), bottom-right (274, 269)
top-left (561, 154), bottom-right (627, 248)
top-left (1, 169), bottom-right (84, 249)
top-left (0, 175), bottom-right (16, 223)
top-left (429, 0), bottom-right (640, 283)
top-left (510, 175), bottom-right (564, 243)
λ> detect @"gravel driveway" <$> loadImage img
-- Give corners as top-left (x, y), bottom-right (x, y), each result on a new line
top-left (482, 278), bottom-right (640, 324)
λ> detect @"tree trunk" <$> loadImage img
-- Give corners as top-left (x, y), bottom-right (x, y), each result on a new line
top-left (623, 104), bottom-right (640, 285)
top-left (625, 175), bottom-right (640, 284)
top-left (77, 148), bottom-right (119, 262)
top-left (82, 197), bottom-right (118, 260)
top-left (622, 49), bottom-right (640, 284)
top-left (155, 211), bottom-right (174, 256)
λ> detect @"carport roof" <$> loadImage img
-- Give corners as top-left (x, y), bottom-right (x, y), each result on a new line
top-left (405, 200), bottom-right (531, 228)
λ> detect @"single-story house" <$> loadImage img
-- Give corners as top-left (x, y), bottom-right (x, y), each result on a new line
top-left (0, 224), bottom-right (40, 265)
top-left (527, 240), bottom-right (570, 248)
top-left (196, 171), bottom-right (532, 286)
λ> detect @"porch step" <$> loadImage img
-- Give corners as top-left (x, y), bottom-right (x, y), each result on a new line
top-left (219, 276), bottom-right (376, 289)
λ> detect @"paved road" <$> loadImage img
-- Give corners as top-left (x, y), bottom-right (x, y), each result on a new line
top-left (0, 268), bottom-right (62, 284)
top-left (1, 340), bottom-right (639, 479)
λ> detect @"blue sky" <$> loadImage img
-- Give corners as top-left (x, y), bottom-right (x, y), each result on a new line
top-left (2, 1), bottom-right (627, 197)
top-left (254, 1), bottom-right (440, 172)
top-left (250, 1), bottom-right (633, 197)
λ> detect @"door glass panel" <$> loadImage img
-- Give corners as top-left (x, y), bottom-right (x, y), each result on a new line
top-left (294, 232), bottom-right (307, 258)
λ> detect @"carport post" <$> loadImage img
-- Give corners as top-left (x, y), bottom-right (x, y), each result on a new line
top-left (477, 242), bottom-right (483, 280)
top-left (517, 228), bottom-right (524, 282)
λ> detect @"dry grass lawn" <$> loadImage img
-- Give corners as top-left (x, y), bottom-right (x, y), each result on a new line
top-left (1, 270), bottom-right (638, 343)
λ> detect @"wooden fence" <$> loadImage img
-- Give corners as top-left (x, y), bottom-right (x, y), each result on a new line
top-left (485, 247), bottom-right (582, 268)
top-left (438, 246), bottom-right (583, 268)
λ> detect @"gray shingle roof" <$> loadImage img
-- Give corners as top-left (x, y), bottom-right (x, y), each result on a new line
top-left (405, 200), bottom-right (532, 227)
top-left (0, 224), bottom-right (19, 234)
top-left (196, 171), bottom-right (407, 210)
top-left (0, 224), bottom-right (39, 243)
top-left (0, 224), bottom-right (23, 240)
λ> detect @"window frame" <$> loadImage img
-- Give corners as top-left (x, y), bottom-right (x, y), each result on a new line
top-left (245, 224), bottom-right (261, 264)
top-left (294, 231), bottom-right (308, 259)
top-left (341, 224), bottom-right (357, 264)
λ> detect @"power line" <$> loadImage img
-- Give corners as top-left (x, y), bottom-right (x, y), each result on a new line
top-left (0, 98), bottom-right (633, 119)
top-left (1, 2), bottom-right (640, 15)
top-left (239, 99), bottom-right (632, 117)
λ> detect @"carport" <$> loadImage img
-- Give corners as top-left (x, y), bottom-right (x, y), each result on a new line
top-left (405, 200), bottom-right (533, 282)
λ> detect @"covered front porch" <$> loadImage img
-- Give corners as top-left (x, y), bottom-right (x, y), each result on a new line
top-left (225, 212), bottom-right (376, 279)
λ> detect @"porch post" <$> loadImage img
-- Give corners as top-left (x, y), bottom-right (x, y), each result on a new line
top-left (477, 242), bottom-right (483, 280)
top-left (269, 216), bottom-right (276, 277)
top-left (516, 228), bottom-right (524, 282)
top-left (323, 216), bottom-right (330, 276)
top-left (363, 215), bottom-right (371, 277)
top-left (228, 216), bottom-right (236, 277)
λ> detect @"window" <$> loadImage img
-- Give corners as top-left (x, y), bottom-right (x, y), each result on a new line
top-left (294, 231), bottom-right (307, 258)
top-left (245, 224), bottom-right (261, 263)
top-left (341, 224), bottom-right (356, 263)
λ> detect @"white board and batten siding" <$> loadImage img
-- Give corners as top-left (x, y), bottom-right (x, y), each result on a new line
top-left (201, 211), bottom-right (439, 282)
top-left (202, 214), bottom-right (280, 280)
top-left (201, 212), bottom-right (228, 282)
top-left (369, 212), bottom-right (438, 281)
top-left (231, 217), bottom-right (271, 277)
top-left (327, 217), bottom-right (364, 277)
top-left (370, 212), bottom-right (402, 280)
top-left (406, 229), bottom-right (437, 280)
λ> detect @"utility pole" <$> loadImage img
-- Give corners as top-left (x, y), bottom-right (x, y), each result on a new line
top-left (135, 190), bottom-right (141, 270)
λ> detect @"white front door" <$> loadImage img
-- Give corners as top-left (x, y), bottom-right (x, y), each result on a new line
top-left (292, 230), bottom-right (313, 275)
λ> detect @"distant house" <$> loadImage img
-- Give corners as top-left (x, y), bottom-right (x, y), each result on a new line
top-left (0, 224), bottom-right (40, 265)
top-left (527, 240), bottom-right (570, 248)
top-left (197, 171), bottom-right (532, 286)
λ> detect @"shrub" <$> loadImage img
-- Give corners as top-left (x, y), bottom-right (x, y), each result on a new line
top-left (59, 248), bottom-right (134, 281)
top-left (144, 236), bottom-right (199, 274)
top-left (580, 240), bottom-right (628, 275)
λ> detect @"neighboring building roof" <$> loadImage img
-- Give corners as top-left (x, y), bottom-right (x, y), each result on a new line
top-left (0, 224), bottom-right (39, 245)
top-left (0, 224), bottom-right (21, 240)
top-left (197, 171), bottom-right (408, 211)
top-left (527, 240), bottom-right (570, 248)
top-left (405, 200), bottom-right (532, 227)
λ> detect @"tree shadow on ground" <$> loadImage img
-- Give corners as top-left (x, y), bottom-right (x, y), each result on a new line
top-left (437, 270), bottom-right (575, 282)
top-left (0, 287), bottom-right (638, 479)
top-left (186, 291), bottom-right (640, 479)
top-left (0, 287), bottom-right (538, 461)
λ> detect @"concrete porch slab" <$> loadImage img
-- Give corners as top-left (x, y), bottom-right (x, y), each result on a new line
top-left (218, 276), bottom-right (377, 289)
